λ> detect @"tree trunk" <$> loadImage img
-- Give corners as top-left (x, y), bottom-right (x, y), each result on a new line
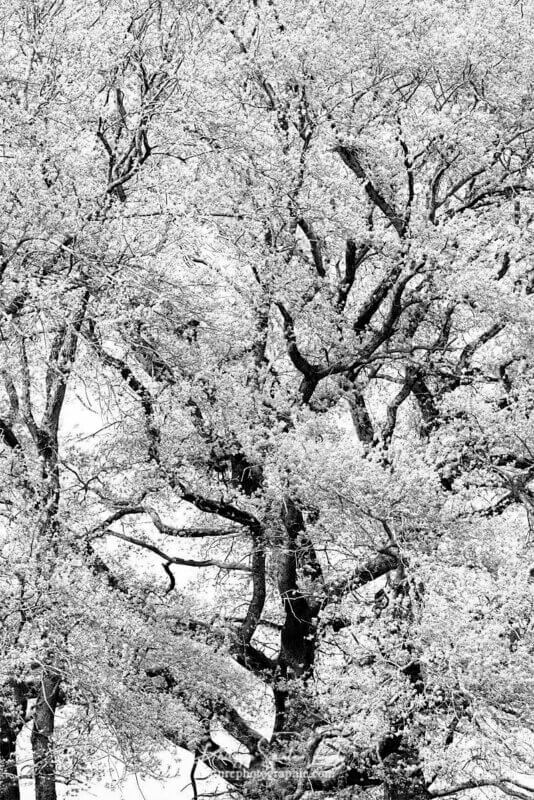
top-left (0, 714), bottom-right (19, 800)
top-left (31, 672), bottom-right (60, 800)
top-left (0, 683), bottom-right (27, 800)
top-left (383, 744), bottom-right (431, 800)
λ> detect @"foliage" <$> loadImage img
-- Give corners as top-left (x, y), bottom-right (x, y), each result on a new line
top-left (1, 1), bottom-right (534, 800)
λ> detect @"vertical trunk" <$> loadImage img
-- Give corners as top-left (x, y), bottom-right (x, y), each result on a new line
top-left (343, 376), bottom-right (375, 445)
top-left (31, 671), bottom-right (60, 800)
top-left (278, 499), bottom-right (321, 680)
top-left (0, 714), bottom-right (19, 800)
top-left (381, 567), bottom-right (430, 800)
top-left (0, 683), bottom-right (27, 800)
top-left (383, 744), bottom-right (430, 800)
top-left (275, 499), bottom-right (323, 734)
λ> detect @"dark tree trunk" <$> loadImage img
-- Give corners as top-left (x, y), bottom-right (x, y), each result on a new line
top-left (0, 683), bottom-right (27, 800)
top-left (31, 672), bottom-right (60, 800)
top-left (383, 744), bottom-right (431, 800)
top-left (275, 498), bottom-right (323, 733)
top-left (0, 715), bottom-right (19, 800)
top-left (380, 570), bottom-right (430, 800)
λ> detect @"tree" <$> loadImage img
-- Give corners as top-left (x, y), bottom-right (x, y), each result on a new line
top-left (0, 2), bottom-right (223, 798)
top-left (2, 1), bottom-right (534, 799)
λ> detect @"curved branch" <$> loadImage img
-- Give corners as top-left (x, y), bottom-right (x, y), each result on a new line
top-left (238, 531), bottom-right (266, 645)
top-left (146, 507), bottom-right (244, 538)
top-left (175, 482), bottom-right (263, 532)
top-left (86, 328), bottom-right (160, 461)
top-left (326, 546), bottom-right (399, 599)
top-left (457, 323), bottom-right (504, 376)
top-left (382, 373), bottom-right (414, 444)
top-left (99, 528), bottom-right (252, 572)
top-left (430, 778), bottom-right (534, 800)
top-left (275, 301), bottom-right (321, 377)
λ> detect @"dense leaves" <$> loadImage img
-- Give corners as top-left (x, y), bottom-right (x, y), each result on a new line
top-left (1, 1), bottom-right (534, 800)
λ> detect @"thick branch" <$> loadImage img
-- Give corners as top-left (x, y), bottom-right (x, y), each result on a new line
top-left (411, 369), bottom-right (440, 432)
top-left (42, 291), bottom-right (89, 439)
top-left (342, 377), bottom-right (375, 444)
top-left (382, 373), bottom-right (414, 444)
top-left (275, 302), bottom-right (320, 377)
top-left (238, 531), bottom-right (266, 645)
top-left (353, 262), bottom-right (404, 333)
top-left (457, 323), bottom-right (504, 376)
top-left (0, 419), bottom-right (20, 450)
top-left (175, 482), bottom-right (263, 532)
top-left (336, 240), bottom-right (371, 311)
top-left (335, 145), bottom-right (407, 237)
top-left (327, 546), bottom-right (399, 599)
top-left (297, 218), bottom-right (325, 277)
top-left (86, 331), bottom-right (154, 415)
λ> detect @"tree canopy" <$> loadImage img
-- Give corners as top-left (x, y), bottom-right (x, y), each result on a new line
top-left (1, 1), bottom-right (534, 799)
